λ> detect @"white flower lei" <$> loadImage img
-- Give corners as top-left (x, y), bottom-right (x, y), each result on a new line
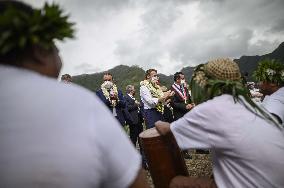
top-left (266, 68), bottom-right (276, 76)
top-left (101, 84), bottom-right (118, 107)
top-left (140, 80), bottom-right (164, 113)
top-left (193, 71), bottom-right (208, 88)
top-left (281, 70), bottom-right (284, 81)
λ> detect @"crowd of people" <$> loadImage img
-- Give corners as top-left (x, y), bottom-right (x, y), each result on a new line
top-left (1, 1), bottom-right (284, 188)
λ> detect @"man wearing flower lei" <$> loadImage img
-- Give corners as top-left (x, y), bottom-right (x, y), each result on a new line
top-left (140, 69), bottom-right (174, 129)
top-left (0, 1), bottom-right (149, 187)
top-left (96, 73), bottom-right (126, 126)
top-left (253, 58), bottom-right (284, 124)
top-left (155, 58), bottom-right (284, 188)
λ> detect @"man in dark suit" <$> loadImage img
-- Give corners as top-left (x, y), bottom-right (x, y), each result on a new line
top-left (171, 72), bottom-right (194, 121)
top-left (124, 85), bottom-right (143, 146)
top-left (125, 85), bottom-right (149, 169)
top-left (171, 72), bottom-right (194, 158)
top-left (96, 73), bottom-right (126, 126)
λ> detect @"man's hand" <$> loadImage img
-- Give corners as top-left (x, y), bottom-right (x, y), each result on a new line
top-left (185, 103), bottom-right (194, 110)
top-left (155, 121), bottom-right (171, 136)
top-left (165, 98), bottom-right (171, 104)
top-left (135, 100), bottom-right (140, 106)
top-left (159, 90), bottom-right (174, 103)
top-left (169, 90), bottom-right (175, 97)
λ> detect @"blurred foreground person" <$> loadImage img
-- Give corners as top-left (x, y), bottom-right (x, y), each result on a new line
top-left (156, 58), bottom-right (284, 188)
top-left (0, 1), bottom-right (148, 188)
top-left (253, 59), bottom-right (284, 124)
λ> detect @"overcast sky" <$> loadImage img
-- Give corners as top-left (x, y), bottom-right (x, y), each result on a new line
top-left (25, 0), bottom-right (284, 75)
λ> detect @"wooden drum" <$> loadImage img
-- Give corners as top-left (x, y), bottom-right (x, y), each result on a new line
top-left (139, 127), bottom-right (189, 188)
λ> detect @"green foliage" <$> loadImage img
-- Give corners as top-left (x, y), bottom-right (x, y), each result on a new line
top-left (158, 74), bottom-right (173, 89)
top-left (0, 2), bottom-right (75, 55)
top-left (73, 65), bottom-right (144, 95)
top-left (253, 58), bottom-right (284, 85)
top-left (72, 65), bottom-right (175, 98)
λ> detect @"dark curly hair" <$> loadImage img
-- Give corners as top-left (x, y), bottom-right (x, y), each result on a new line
top-left (174, 72), bottom-right (184, 81)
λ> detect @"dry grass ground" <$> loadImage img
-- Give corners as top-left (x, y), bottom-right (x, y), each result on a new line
top-left (145, 151), bottom-right (213, 187)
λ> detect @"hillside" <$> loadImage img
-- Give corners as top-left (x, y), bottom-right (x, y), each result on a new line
top-left (73, 42), bottom-right (284, 93)
top-left (234, 42), bottom-right (284, 80)
top-left (181, 42), bottom-right (284, 81)
top-left (73, 64), bottom-right (174, 94)
top-left (73, 65), bottom-right (143, 92)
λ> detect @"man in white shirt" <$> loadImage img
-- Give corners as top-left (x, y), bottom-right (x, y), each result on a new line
top-left (254, 60), bottom-right (284, 124)
top-left (156, 58), bottom-right (284, 188)
top-left (262, 87), bottom-right (284, 124)
top-left (0, 1), bottom-right (148, 188)
top-left (140, 69), bottom-right (173, 129)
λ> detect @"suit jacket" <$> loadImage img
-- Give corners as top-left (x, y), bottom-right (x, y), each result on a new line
top-left (170, 84), bottom-right (192, 120)
top-left (96, 89), bottom-right (126, 125)
top-left (124, 94), bottom-right (140, 125)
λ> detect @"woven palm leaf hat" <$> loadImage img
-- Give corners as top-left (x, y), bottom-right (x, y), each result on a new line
top-left (190, 58), bottom-right (242, 105)
top-left (204, 58), bottom-right (241, 81)
top-left (190, 57), bottom-right (281, 128)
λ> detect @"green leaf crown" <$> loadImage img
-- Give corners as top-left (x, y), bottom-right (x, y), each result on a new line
top-left (0, 2), bottom-right (75, 55)
top-left (253, 58), bottom-right (284, 85)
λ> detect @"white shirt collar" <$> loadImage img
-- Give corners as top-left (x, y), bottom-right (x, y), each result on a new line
top-left (128, 93), bottom-right (135, 100)
top-left (174, 82), bottom-right (181, 88)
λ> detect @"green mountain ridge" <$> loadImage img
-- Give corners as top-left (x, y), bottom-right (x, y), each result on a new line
top-left (73, 42), bottom-right (284, 93)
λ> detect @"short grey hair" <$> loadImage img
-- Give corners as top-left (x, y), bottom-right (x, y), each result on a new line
top-left (126, 85), bottom-right (134, 94)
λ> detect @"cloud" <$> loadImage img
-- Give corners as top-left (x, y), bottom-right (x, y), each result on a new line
top-left (270, 19), bottom-right (284, 33)
top-left (23, 0), bottom-right (284, 75)
top-left (73, 63), bottom-right (102, 74)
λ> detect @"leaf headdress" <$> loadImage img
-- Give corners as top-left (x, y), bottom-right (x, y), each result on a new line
top-left (0, 2), bottom-right (75, 56)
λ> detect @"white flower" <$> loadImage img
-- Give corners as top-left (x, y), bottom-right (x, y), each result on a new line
top-left (193, 71), bottom-right (208, 88)
top-left (102, 81), bottom-right (113, 89)
top-left (281, 70), bottom-right (284, 81)
top-left (266, 68), bottom-right (276, 76)
top-left (101, 83), bottom-right (118, 107)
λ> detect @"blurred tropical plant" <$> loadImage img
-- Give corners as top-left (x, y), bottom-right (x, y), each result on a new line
top-left (253, 58), bottom-right (284, 85)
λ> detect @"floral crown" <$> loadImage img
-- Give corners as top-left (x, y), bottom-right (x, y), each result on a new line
top-left (0, 2), bottom-right (75, 55)
top-left (253, 59), bottom-right (284, 85)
